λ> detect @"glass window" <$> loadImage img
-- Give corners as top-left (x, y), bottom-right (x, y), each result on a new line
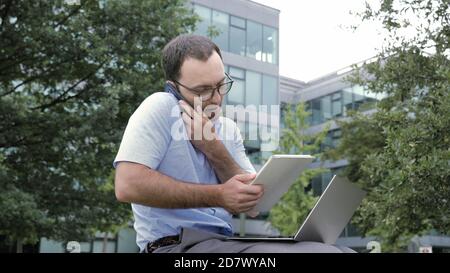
top-left (262, 74), bottom-right (278, 106)
top-left (212, 10), bottom-right (229, 51)
top-left (245, 71), bottom-right (261, 106)
top-left (260, 126), bottom-right (279, 152)
top-left (305, 101), bottom-right (312, 125)
top-left (357, 85), bottom-right (381, 111)
top-left (311, 171), bottom-right (333, 196)
top-left (230, 26), bottom-right (246, 56)
top-left (321, 95), bottom-right (332, 121)
top-left (230, 16), bottom-right (245, 28)
top-left (321, 131), bottom-right (333, 152)
top-left (280, 102), bottom-right (288, 129)
top-left (332, 91), bottom-right (342, 117)
top-left (228, 67), bottom-right (245, 105)
top-left (343, 85), bottom-right (385, 113)
top-left (332, 92), bottom-right (341, 101)
top-left (311, 99), bottom-right (321, 125)
top-left (263, 26), bottom-right (278, 64)
top-left (247, 151), bottom-right (262, 165)
top-left (311, 175), bottom-right (322, 196)
top-left (246, 21), bottom-right (263, 61)
top-left (245, 122), bottom-right (260, 151)
top-left (193, 5), bottom-right (211, 37)
top-left (229, 16), bottom-right (246, 56)
top-left (228, 80), bottom-right (244, 105)
top-left (93, 240), bottom-right (116, 253)
top-left (320, 172), bottom-right (333, 193)
top-left (342, 88), bottom-right (353, 116)
top-left (346, 223), bottom-right (361, 237)
top-left (79, 242), bottom-right (92, 253)
top-left (352, 85), bottom-right (366, 110)
top-left (352, 85), bottom-right (366, 97)
top-left (332, 100), bottom-right (342, 117)
top-left (352, 85), bottom-right (365, 103)
top-left (366, 90), bottom-right (387, 101)
top-left (229, 66), bottom-right (245, 79)
top-left (331, 129), bottom-right (341, 148)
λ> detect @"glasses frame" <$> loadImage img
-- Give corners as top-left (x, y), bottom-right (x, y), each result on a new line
top-left (172, 73), bottom-right (234, 102)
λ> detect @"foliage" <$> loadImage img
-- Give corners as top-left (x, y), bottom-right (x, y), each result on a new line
top-left (326, 0), bottom-right (450, 251)
top-left (0, 0), bottom-right (197, 246)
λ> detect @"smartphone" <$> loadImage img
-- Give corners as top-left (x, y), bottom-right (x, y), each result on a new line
top-left (164, 82), bottom-right (184, 101)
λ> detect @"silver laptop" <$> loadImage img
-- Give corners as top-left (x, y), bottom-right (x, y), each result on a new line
top-left (227, 175), bottom-right (367, 244)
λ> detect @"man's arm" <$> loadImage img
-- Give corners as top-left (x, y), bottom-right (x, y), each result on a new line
top-left (115, 161), bottom-right (263, 214)
top-left (179, 101), bottom-right (251, 182)
top-left (202, 140), bottom-right (246, 183)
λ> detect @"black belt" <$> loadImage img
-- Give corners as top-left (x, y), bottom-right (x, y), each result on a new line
top-left (146, 235), bottom-right (180, 253)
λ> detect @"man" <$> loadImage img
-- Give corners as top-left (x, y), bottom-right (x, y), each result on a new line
top-left (114, 34), bottom-right (354, 253)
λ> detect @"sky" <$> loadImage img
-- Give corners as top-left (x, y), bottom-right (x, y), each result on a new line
top-left (251, 0), bottom-right (385, 82)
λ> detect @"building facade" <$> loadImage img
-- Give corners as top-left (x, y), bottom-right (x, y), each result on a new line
top-left (191, 0), bottom-right (280, 166)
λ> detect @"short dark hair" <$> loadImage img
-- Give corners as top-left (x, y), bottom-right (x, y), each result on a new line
top-left (162, 34), bottom-right (222, 81)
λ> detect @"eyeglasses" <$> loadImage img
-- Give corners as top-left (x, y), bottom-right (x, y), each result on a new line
top-left (172, 73), bottom-right (234, 102)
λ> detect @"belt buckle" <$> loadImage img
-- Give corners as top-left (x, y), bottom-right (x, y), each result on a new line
top-left (147, 241), bottom-right (159, 253)
top-left (147, 235), bottom-right (179, 253)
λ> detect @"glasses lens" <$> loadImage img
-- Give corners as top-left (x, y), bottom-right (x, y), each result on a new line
top-left (200, 93), bottom-right (212, 101)
top-left (219, 82), bottom-right (233, 95)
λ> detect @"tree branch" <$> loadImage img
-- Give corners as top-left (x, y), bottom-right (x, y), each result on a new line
top-left (0, 53), bottom-right (41, 74)
top-left (31, 60), bottom-right (108, 111)
top-left (0, 54), bottom-right (86, 98)
top-left (53, 1), bottom-right (85, 29)
top-left (0, 0), bottom-right (13, 30)
top-left (0, 75), bottom-right (36, 97)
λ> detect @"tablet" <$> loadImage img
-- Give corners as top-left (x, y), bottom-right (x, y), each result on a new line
top-left (250, 154), bottom-right (314, 212)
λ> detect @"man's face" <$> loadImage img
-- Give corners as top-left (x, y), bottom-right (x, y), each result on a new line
top-left (174, 51), bottom-right (225, 111)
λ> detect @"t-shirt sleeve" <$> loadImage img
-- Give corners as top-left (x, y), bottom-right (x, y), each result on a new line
top-left (232, 122), bottom-right (257, 174)
top-left (113, 93), bottom-right (174, 169)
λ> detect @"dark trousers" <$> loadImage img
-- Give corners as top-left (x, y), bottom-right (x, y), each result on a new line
top-left (151, 227), bottom-right (356, 253)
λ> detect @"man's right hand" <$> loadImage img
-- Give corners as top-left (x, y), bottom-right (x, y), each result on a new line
top-left (217, 173), bottom-right (264, 215)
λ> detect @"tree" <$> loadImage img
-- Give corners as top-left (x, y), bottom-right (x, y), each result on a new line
top-left (327, 0), bottom-right (450, 251)
top-left (0, 0), bottom-right (197, 251)
top-left (268, 102), bottom-right (329, 235)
